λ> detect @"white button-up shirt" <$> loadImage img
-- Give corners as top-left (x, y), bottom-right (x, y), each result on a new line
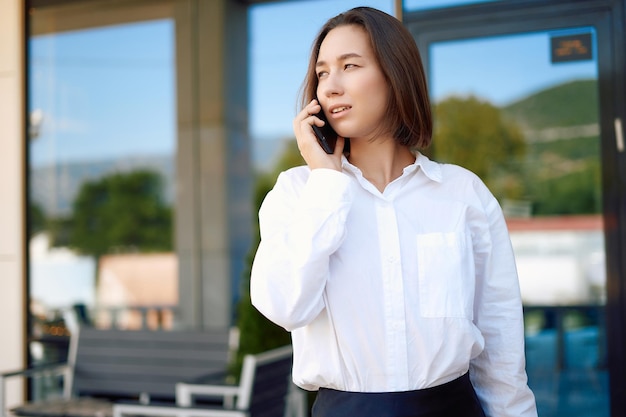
top-left (251, 153), bottom-right (537, 417)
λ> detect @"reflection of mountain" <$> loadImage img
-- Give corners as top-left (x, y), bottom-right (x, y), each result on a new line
top-left (503, 79), bottom-right (600, 160)
top-left (501, 79), bottom-right (601, 216)
top-left (31, 154), bottom-right (174, 217)
top-left (501, 79), bottom-right (599, 162)
top-left (503, 79), bottom-right (598, 129)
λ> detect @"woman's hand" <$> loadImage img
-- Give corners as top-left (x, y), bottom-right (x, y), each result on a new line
top-left (293, 99), bottom-right (345, 171)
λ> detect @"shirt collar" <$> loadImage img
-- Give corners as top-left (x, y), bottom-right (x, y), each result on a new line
top-left (341, 152), bottom-right (443, 183)
top-left (414, 152), bottom-right (443, 183)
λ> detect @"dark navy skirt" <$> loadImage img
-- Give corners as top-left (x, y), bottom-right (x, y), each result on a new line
top-left (311, 373), bottom-right (486, 417)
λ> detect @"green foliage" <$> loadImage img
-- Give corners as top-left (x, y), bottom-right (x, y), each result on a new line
top-left (68, 169), bottom-right (172, 256)
top-left (48, 216), bottom-right (73, 247)
top-left (525, 134), bottom-right (601, 216)
top-left (231, 140), bottom-right (304, 378)
top-left (433, 95), bottom-right (527, 201)
top-left (530, 160), bottom-right (601, 215)
top-left (29, 202), bottom-right (47, 238)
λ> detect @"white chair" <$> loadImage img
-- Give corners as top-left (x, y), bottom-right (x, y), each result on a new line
top-left (113, 345), bottom-right (306, 417)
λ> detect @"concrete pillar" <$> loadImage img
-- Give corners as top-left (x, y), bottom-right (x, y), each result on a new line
top-left (174, 0), bottom-right (250, 329)
top-left (0, 0), bottom-right (26, 408)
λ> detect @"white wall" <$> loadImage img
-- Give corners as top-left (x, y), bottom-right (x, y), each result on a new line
top-left (511, 229), bottom-right (606, 305)
top-left (0, 0), bottom-right (26, 409)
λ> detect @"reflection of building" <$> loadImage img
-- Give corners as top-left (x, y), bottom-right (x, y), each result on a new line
top-left (508, 215), bottom-right (605, 305)
top-left (96, 253), bottom-right (178, 330)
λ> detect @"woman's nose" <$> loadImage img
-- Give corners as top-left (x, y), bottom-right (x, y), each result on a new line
top-left (319, 73), bottom-right (343, 97)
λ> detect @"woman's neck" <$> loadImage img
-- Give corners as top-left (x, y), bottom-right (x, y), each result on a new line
top-left (347, 137), bottom-right (416, 193)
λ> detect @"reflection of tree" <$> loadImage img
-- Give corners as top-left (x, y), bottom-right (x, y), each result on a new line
top-left (29, 202), bottom-right (47, 237)
top-left (531, 159), bottom-right (601, 215)
top-left (68, 170), bottom-right (172, 258)
top-left (432, 95), bottom-right (527, 202)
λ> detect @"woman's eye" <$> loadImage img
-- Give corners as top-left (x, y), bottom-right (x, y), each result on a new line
top-left (317, 71), bottom-right (328, 79)
top-left (344, 63), bottom-right (356, 70)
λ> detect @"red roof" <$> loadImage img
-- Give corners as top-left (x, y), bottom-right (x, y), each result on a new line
top-left (506, 214), bottom-right (603, 232)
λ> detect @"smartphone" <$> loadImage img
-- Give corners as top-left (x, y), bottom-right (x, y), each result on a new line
top-left (311, 110), bottom-right (338, 154)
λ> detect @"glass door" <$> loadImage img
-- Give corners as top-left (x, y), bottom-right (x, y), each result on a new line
top-left (406, 1), bottom-right (623, 415)
top-left (429, 29), bottom-right (606, 417)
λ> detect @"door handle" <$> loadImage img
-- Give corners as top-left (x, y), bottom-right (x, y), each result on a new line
top-left (616, 117), bottom-right (624, 152)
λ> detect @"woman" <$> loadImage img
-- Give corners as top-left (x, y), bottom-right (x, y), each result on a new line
top-left (250, 6), bottom-right (537, 417)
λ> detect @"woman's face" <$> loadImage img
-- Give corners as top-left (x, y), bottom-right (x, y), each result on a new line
top-left (315, 24), bottom-right (390, 142)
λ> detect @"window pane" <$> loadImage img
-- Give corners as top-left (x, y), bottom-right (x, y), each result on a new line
top-left (404, 0), bottom-right (500, 12)
top-left (28, 18), bottom-right (177, 371)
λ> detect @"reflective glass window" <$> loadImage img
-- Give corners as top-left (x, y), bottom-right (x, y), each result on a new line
top-left (28, 15), bottom-right (177, 371)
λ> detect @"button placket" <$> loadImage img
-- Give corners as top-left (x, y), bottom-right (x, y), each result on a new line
top-left (375, 198), bottom-right (409, 390)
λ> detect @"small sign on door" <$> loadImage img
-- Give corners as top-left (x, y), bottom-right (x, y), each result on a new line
top-left (551, 33), bottom-right (593, 63)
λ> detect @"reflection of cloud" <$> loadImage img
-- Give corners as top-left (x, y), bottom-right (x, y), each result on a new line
top-left (30, 233), bottom-right (96, 310)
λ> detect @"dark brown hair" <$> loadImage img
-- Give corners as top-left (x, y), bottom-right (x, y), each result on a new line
top-left (299, 6), bottom-right (432, 149)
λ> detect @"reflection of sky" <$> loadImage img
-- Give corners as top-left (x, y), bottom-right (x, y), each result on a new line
top-left (29, 20), bottom-right (176, 167)
top-left (28, 0), bottom-right (598, 164)
top-left (430, 30), bottom-right (597, 106)
top-left (402, 0), bottom-right (498, 11)
top-left (404, 0), bottom-right (497, 10)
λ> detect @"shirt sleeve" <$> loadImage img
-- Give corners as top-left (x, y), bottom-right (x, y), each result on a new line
top-left (250, 167), bottom-right (354, 331)
top-left (468, 179), bottom-right (538, 417)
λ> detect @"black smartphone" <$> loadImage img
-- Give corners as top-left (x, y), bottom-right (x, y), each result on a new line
top-left (311, 110), bottom-right (338, 154)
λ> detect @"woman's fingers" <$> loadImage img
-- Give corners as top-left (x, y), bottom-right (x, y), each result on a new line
top-left (294, 100), bottom-right (322, 143)
top-left (292, 100), bottom-right (342, 171)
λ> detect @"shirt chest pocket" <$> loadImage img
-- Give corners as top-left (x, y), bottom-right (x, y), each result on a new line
top-left (416, 232), bottom-right (475, 319)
